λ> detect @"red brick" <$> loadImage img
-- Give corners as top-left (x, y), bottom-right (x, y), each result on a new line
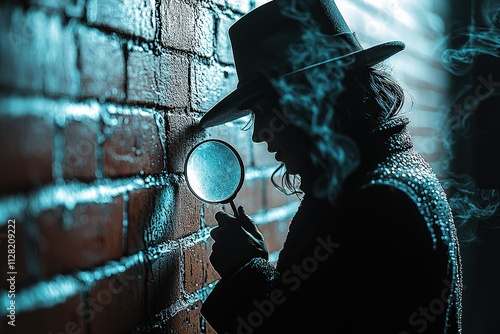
top-left (237, 177), bottom-right (264, 216)
top-left (191, 60), bottom-right (237, 112)
top-left (103, 111), bottom-right (165, 177)
top-left (165, 113), bottom-right (204, 173)
top-left (78, 27), bottom-right (125, 102)
top-left (264, 176), bottom-right (290, 209)
top-left (88, 263), bottom-right (146, 333)
top-left (31, 0), bottom-right (85, 17)
top-left (147, 247), bottom-right (182, 315)
top-left (194, 6), bottom-right (215, 57)
top-left (63, 119), bottom-right (99, 180)
top-left (160, 0), bottom-right (195, 53)
top-left (127, 49), bottom-right (189, 108)
top-left (259, 220), bottom-right (289, 254)
top-left (206, 240), bottom-right (220, 284)
top-left (228, 0), bottom-right (252, 13)
top-left (0, 7), bottom-right (79, 96)
top-left (142, 186), bottom-right (176, 247)
top-left (184, 243), bottom-right (205, 294)
top-left (164, 300), bottom-right (203, 334)
top-left (127, 188), bottom-right (157, 254)
top-left (216, 14), bottom-right (236, 64)
top-left (184, 240), bottom-right (219, 294)
top-left (0, 114), bottom-right (53, 193)
top-left (203, 203), bottom-right (223, 228)
top-left (252, 140), bottom-right (280, 167)
top-left (86, 0), bottom-right (156, 40)
top-left (173, 179), bottom-right (202, 239)
top-left (160, 0), bottom-right (214, 57)
top-left (1, 293), bottom-right (86, 334)
top-left (38, 196), bottom-right (123, 277)
top-left (207, 273), bottom-right (221, 291)
top-left (0, 218), bottom-right (30, 290)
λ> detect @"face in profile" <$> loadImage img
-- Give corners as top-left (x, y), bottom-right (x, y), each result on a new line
top-left (251, 98), bottom-right (312, 175)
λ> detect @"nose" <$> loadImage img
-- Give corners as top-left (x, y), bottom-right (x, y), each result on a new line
top-left (251, 114), bottom-right (265, 143)
top-left (252, 123), bottom-right (263, 143)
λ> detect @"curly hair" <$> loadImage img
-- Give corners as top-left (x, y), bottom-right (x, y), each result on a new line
top-left (270, 63), bottom-right (409, 203)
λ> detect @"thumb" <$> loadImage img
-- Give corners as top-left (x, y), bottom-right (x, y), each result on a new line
top-left (215, 210), bottom-right (236, 227)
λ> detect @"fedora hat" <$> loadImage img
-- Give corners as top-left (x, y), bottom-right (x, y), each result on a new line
top-left (199, 0), bottom-right (405, 128)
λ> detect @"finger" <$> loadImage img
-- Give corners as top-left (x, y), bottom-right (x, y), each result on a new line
top-left (210, 226), bottom-right (220, 241)
top-left (210, 223), bottom-right (234, 241)
top-left (237, 206), bottom-right (252, 225)
top-left (215, 210), bottom-right (235, 227)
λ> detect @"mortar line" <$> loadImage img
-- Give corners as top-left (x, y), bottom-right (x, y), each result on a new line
top-left (0, 174), bottom-right (174, 228)
top-left (0, 227), bottom-right (212, 317)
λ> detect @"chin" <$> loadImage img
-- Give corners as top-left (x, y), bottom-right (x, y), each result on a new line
top-left (283, 164), bottom-right (300, 175)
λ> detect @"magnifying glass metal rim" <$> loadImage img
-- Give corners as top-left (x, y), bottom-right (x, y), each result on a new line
top-left (184, 139), bottom-right (245, 210)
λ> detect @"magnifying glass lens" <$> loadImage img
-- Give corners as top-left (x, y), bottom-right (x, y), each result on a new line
top-left (184, 140), bottom-right (245, 215)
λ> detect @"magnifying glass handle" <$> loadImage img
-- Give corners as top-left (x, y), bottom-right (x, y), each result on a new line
top-left (229, 200), bottom-right (239, 217)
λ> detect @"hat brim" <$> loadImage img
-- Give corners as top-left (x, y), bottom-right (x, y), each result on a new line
top-left (199, 41), bottom-right (405, 128)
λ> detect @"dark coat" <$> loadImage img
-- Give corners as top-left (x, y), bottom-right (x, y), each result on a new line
top-left (201, 118), bottom-right (463, 334)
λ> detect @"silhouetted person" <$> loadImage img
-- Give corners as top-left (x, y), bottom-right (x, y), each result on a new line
top-left (198, 1), bottom-right (463, 333)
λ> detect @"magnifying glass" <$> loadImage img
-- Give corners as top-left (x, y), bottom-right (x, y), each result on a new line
top-left (184, 139), bottom-right (245, 216)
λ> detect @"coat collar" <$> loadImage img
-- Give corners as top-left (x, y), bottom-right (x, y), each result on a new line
top-left (368, 116), bottom-right (413, 152)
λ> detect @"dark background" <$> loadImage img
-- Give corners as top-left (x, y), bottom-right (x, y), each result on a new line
top-left (449, 0), bottom-right (500, 332)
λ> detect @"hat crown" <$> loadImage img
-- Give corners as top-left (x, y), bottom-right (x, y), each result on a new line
top-left (228, 0), bottom-right (361, 85)
top-left (198, 0), bottom-right (405, 128)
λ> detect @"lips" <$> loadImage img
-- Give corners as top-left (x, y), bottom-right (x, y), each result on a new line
top-left (266, 146), bottom-right (281, 160)
top-left (267, 147), bottom-right (277, 154)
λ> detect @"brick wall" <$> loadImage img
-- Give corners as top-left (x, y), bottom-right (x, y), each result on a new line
top-left (0, 0), bottom-right (451, 333)
top-left (0, 0), bottom-right (295, 333)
